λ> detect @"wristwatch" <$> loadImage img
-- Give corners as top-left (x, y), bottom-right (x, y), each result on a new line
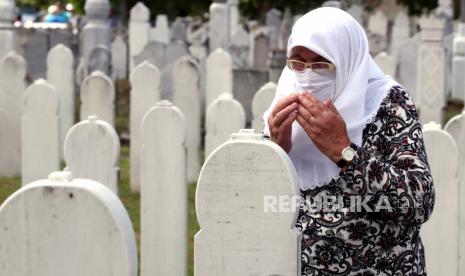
top-left (336, 143), bottom-right (358, 168)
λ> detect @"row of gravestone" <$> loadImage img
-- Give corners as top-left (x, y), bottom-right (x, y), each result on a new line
top-left (128, 58), bottom-right (277, 192)
top-left (0, 125), bottom-right (302, 276)
top-left (2, 113), bottom-right (465, 275)
top-left (0, 45), bottom-right (118, 179)
top-left (0, 42), bottom-right (275, 193)
top-left (0, 45), bottom-right (74, 178)
top-left (372, 14), bottom-right (461, 127)
top-left (2, 76), bottom-right (293, 275)
top-left (128, 2), bottom-right (289, 74)
top-left (0, 47), bottom-right (276, 190)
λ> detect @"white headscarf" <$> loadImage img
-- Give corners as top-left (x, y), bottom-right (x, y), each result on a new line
top-left (262, 7), bottom-right (399, 191)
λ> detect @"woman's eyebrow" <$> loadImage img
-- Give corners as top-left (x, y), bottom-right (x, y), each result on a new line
top-left (314, 56), bottom-right (329, 62)
top-left (290, 54), bottom-right (305, 61)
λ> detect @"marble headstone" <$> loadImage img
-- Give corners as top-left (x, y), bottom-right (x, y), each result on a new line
top-left (140, 100), bottom-right (187, 276)
top-left (129, 62), bottom-right (161, 193)
top-left (129, 2), bottom-right (150, 70)
top-left (0, 171), bottom-right (137, 276)
top-left (195, 129), bottom-right (301, 275)
top-left (64, 116), bottom-right (120, 194)
top-left (47, 44), bottom-right (75, 159)
top-left (172, 57), bottom-right (201, 183)
top-left (22, 80), bottom-right (60, 185)
top-left (205, 93), bottom-right (246, 157)
top-left (0, 53), bottom-right (27, 177)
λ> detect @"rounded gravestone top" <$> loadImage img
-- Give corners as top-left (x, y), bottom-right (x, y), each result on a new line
top-left (47, 44), bottom-right (73, 69)
top-left (424, 121), bottom-right (442, 131)
top-left (0, 52), bottom-right (27, 79)
top-left (231, 129), bottom-right (263, 141)
top-left (81, 71), bottom-right (115, 105)
top-left (157, 100), bottom-right (173, 106)
top-left (48, 171), bottom-right (73, 182)
top-left (23, 79), bottom-right (59, 116)
top-left (130, 2), bottom-right (150, 22)
top-left (130, 61), bottom-right (161, 89)
top-left (0, 176), bottom-right (137, 276)
top-left (64, 116), bottom-right (120, 169)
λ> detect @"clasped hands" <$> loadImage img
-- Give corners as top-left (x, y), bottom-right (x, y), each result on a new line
top-left (267, 91), bottom-right (351, 164)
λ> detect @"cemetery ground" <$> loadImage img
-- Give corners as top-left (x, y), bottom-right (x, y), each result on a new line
top-left (0, 80), bottom-right (461, 275)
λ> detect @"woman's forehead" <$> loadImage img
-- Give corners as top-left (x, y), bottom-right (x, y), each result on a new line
top-left (290, 46), bottom-right (329, 62)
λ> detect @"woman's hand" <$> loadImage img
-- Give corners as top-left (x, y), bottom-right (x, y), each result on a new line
top-left (267, 94), bottom-right (298, 153)
top-left (296, 92), bottom-right (351, 163)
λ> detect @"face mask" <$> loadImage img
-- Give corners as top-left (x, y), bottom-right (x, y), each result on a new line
top-left (295, 69), bottom-right (336, 102)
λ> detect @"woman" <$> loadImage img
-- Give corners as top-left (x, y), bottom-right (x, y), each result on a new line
top-left (263, 7), bottom-right (435, 275)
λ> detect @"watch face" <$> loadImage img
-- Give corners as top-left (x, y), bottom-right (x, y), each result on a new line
top-left (342, 147), bottom-right (356, 161)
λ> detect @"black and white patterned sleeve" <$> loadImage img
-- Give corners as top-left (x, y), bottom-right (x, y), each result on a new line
top-left (336, 86), bottom-right (435, 225)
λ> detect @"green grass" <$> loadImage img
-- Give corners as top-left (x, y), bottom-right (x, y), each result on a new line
top-left (0, 176), bottom-right (21, 204)
top-left (444, 98), bottom-right (464, 126)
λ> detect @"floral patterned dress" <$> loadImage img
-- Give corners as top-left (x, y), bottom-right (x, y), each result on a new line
top-left (297, 86), bottom-right (435, 275)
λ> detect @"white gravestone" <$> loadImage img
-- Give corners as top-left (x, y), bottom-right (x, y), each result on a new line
top-left (422, 122), bottom-right (459, 276)
top-left (278, 8), bottom-right (293, 50)
top-left (391, 9), bottom-right (410, 61)
top-left (80, 70), bottom-right (115, 126)
top-left (452, 23), bottom-right (465, 100)
top-left (171, 17), bottom-right (188, 42)
top-left (133, 40), bottom-right (166, 69)
top-left (398, 34), bottom-right (420, 101)
top-left (133, 40), bottom-right (188, 100)
top-left (252, 82), bottom-right (277, 132)
top-left (374, 51), bottom-right (396, 77)
top-left (151, 15), bottom-right (170, 45)
top-left (321, 0), bottom-right (341, 8)
top-left (266, 8), bottom-right (282, 50)
top-left (0, 171), bottom-right (137, 276)
top-left (444, 111), bottom-right (465, 275)
top-left (129, 61), bottom-right (161, 193)
top-left (208, 2), bottom-right (229, 52)
top-left (0, 52), bottom-right (26, 177)
top-left (251, 28), bottom-right (271, 70)
top-left (64, 116), bottom-right (120, 194)
top-left (172, 56), bottom-right (201, 183)
top-left (195, 129), bottom-right (301, 275)
top-left (161, 40), bottom-right (189, 99)
top-left (206, 48), bottom-right (233, 110)
top-left (47, 44), bottom-right (75, 159)
top-left (82, 0), bottom-right (111, 66)
top-left (228, 0), bottom-right (240, 39)
top-left (417, 16), bottom-right (445, 124)
top-left (444, 32), bottom-right (454, 100)
top-left (88, 44), bottom-right (112, 77)
top-left (22, 80), bottom-right (60, 186)
top-left (141, 100), bottom-right (187, 276)
top-left (129, 2), bottom-right (150, 70)
top-left (187, 19), bottom-right (208, 60)
top-left (0, 0), bottom-right (15, 59)
top-left (112, 35), bottom-right (128, 79)
top-left (205, 93), bottom-right (246, 158)
top-left (368, 9), bottom-right (388, 37)
top-left (229, 25), bottom-right (250, 69)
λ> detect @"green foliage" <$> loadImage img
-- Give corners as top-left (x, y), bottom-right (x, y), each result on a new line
top-left (396, 0), bottom-right (438, 16)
